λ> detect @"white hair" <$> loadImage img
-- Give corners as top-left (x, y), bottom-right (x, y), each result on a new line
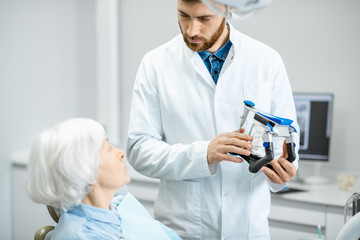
top-left (27, 118), bottom-right (106, 212)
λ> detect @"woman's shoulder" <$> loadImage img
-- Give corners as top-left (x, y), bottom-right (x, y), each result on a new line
top-left (51, 212), bottom-right (121, 240)
top-left (50, 211), bottom-right (87, 239)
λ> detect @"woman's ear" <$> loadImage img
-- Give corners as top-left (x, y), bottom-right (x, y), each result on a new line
top-left (89, 181), bottom-right (97, 192)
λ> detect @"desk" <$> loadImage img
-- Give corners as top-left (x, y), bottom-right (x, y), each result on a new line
top-left (269, 182), bottom-right (354, 240)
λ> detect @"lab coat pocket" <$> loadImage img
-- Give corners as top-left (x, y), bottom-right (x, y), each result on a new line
top-left (154, 180), bottom-right (201, 239)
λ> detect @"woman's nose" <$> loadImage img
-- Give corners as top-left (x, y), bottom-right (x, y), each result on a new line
top-left (116, 148), bottom-right (125, 159)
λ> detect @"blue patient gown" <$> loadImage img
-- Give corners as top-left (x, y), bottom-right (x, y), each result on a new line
top-left (51, 192), bottom-right (181, 240)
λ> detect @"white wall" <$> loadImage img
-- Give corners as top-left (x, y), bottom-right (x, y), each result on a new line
top-left (119, 0), bottom-right (360, 176)
top-left (118, 0), bottom-right (179, 149)
top-left (0, 0), bottom-right (97, 239)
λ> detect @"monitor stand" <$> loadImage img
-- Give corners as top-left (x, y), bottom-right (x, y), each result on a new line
top-left (303, 162), bottom-right (331, 185)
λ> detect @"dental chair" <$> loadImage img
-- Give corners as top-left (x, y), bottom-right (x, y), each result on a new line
top-left (34, 205), bottom-right (59, 240)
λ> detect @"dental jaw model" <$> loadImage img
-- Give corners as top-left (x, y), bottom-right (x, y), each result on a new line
top-left (230, 100), bottom-right (297, 173)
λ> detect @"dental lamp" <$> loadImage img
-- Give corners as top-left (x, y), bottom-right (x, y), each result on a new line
top-left (201, 0), bottom-right (272, 18)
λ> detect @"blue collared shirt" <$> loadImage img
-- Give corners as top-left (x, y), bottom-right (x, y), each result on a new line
top-left (198, 38), bottom-right (232, 84)
top-left (51, 192), bottom-right (181, 240)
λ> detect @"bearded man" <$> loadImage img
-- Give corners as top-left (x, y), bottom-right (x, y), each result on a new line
top-left (127, 0), bottom-right (299, 239)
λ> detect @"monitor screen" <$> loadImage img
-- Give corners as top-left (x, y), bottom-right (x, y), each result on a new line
top-left (293, 93), bottom-right (334, 161)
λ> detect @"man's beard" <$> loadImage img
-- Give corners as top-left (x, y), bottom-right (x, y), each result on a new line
top-left (179, 18), bottom-right (226, 52)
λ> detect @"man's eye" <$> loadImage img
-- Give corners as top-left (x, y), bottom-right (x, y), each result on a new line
top-left (200, 17), bottom-right (211, 21)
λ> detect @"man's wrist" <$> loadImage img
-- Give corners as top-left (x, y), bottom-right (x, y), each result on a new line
top-left (208, 163), bottom-right (218, 175)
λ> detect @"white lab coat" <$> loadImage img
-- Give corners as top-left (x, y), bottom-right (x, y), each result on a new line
top-left (127, 23), bottom-right (299, 240)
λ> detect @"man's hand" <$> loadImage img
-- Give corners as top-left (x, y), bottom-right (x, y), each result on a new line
top-left (261, 140), bottom-right (297, 184)
top-left (207, 129), bottom-right (253, 165)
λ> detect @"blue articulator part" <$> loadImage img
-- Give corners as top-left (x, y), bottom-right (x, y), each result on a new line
top-left (257, 112), bottom-right (293, 126)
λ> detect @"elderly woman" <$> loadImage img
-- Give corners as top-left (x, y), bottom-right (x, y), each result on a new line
top-left (27, 118), bottom-right (181, 240)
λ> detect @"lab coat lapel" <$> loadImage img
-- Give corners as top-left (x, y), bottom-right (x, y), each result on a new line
top-left (183, 44), bottom-right (216, 90)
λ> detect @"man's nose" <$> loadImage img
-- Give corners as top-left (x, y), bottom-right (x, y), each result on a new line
top-left (187, 20), bottom-right (200, 37)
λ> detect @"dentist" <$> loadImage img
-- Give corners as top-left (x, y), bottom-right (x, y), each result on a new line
top-left (127, 0), bottom-right (299, 239)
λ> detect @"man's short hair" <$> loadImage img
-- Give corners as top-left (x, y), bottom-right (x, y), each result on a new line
top-left (180, 0), bottom-right (202, 4)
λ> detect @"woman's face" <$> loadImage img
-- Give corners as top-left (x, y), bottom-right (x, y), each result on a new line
top-left (97, 139), bottom-right (130, 190)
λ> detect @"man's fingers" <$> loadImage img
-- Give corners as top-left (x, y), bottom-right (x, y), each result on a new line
top-left (277, 158), bottom-right (296, 177)
top-left (262, 166), bottom-right (283, 183)
top-left (227, 131), bottom-right (253, 141)
top-left (281, 140), bottom-right (288, 159)
top-left (226, 145), bottom-right (251, 156)
top-left (224, 153), bottom-right (244, 163)
top-left (263, 159), bottom-right (297, 183)
top-left (269, 160), bottom-right (289, 182)
top-left (216, 134), bottom-right (253, 152)
top-left (225, 138), bottom-right (252, 150)
top-left (232, 128), bottom-right (246, 133)
top-left (208, 130), bottom-right (254, 165)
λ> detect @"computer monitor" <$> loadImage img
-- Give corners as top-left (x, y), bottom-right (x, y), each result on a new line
top-left (293, 92), bottom-right (334, 183)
